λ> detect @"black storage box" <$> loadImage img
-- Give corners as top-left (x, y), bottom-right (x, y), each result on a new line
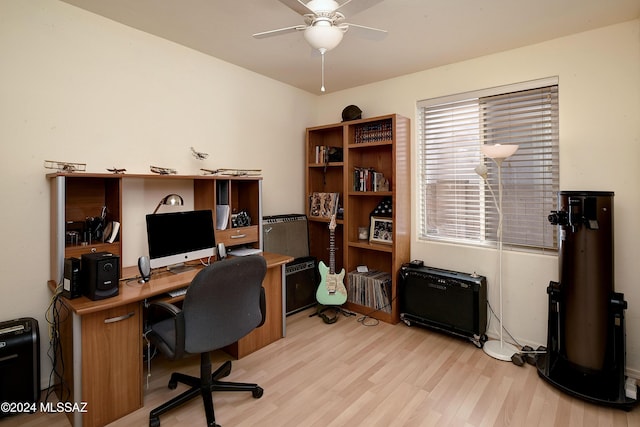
top-left (399, 264), bottom-right (487, 347)
top-left (0, 317), bottom-right (40, 414)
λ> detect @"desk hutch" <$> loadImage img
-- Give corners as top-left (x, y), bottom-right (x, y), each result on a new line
top-left (47, 172), bottom-right (291, 427)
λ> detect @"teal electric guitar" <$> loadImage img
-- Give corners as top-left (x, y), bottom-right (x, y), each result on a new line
top-left (316, 215), bottom-right (347, 306)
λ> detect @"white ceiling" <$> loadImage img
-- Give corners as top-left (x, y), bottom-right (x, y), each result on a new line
top-left (60, 0), bottom-right (640, 95)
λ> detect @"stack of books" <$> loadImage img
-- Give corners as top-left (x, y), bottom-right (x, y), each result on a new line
top-left (353, 168), bottom-right (389, 192)
top-left (347, 270), bottom-right (392, 313)
top-left (313, 146), bottom-right (342, 164)
top-left (314, 145), bottom-right (329, 164)
top-left (354, 120), bottom-right (393, 144)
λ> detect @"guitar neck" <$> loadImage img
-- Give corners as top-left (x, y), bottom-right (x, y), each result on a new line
top-left (329, 227), bottom-right (335, 275)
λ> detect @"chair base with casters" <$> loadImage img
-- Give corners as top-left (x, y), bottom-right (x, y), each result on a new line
top-left (146, 256), bottom-right (268, 427)
top-left (149, 352), bottom-right (264, 427)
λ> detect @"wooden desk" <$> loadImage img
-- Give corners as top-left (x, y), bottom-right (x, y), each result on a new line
top-left (50, 252), bottom-right (292, 427)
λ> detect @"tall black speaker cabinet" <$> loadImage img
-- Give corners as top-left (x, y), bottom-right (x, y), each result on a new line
top-left (539, 191), bottom-right (638, 410)
top-left (0, 317), bottom-right (40, 415)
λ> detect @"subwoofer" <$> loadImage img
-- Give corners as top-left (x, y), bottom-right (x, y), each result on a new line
top-left (82, 251), bottom-right (119, 300)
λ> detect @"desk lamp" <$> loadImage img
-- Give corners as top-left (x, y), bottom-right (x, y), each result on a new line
top-left (475, 144), bottom-right (519, 361)
top-left (152, 194), bottom-right (184, 214)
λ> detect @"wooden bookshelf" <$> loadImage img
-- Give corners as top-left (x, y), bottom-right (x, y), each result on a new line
top-left (305, 114), bottom-right (410, 323)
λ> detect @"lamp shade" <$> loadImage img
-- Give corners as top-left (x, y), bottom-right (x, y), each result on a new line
top-left (481, 144), bottom-right (518, 160)
top-left (306, 0), bottom-right (340, 13)
top-left (153, 193), bottom-right (184, 214)
top-left (162, 194), bottom-right (183, 206)
top-left (304, 21), bottom-right (344, 52)
top-left (474, 164), bottom-right (488, 179)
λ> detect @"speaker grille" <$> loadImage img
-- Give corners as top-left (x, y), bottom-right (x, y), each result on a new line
top-left (285, 257), bottom-right (317, 315)
top-left (262, 214), bottom-right (309, 259)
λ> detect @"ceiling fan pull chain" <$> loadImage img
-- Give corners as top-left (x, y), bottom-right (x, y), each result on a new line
top-left (321, 51), bottom-right (326, 92)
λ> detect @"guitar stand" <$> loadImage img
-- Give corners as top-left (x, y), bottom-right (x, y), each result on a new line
top-left (309, 304), bottom-right (355, 324)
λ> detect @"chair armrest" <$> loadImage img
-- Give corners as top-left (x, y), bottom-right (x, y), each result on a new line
top-left (147, 300), bottom-right (182, 323)
top-left (146, 300), bottom-right (186, 359)
top-left (257, 286), bottom-right (266, 328)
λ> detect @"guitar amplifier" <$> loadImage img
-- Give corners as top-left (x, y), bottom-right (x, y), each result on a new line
top-left (285, 257), bottom-right (318, 315)
top-left (263, 214), bottom-right (309, 259)
top-left (399, 263), bottom-right (487, 347)
top-left (0, 317), bottom-right (40, 414)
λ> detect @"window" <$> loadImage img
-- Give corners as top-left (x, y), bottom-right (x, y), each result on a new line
top-left (418, 78), bottom-right (559, 251)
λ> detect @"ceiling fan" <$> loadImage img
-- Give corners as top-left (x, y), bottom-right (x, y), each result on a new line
top-left (253, 0), bottom-right (387, 92)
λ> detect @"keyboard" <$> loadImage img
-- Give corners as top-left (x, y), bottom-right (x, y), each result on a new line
top-left (167, 287), bottom-right (188, 298)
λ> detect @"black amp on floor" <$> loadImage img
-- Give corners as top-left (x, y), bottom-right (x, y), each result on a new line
top-left (399, 263), bottom-right (487, 348)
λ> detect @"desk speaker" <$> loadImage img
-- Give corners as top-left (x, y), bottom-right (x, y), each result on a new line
top-left (82, 252), bottom-right (119, 300)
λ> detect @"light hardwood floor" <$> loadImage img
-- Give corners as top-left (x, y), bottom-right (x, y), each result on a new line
top-left (3, 307), bottom-right (639, 426)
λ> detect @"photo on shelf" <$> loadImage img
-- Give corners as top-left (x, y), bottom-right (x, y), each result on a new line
top-left (309, 192), bottom-right (340, 218)
top-left (369, 216), bottom-right (393, 244)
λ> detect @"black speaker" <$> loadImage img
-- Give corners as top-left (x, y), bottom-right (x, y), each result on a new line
top-left (82, 252), bottom-right (119, 300)
top-left (399, 264), bottom-right (487, 346)
top-left (63, 257), bottom-right (82, 299)
top-left (285, 257), bottom-right (317, 315)
top-left (0, 317), bottom-right (40, 414)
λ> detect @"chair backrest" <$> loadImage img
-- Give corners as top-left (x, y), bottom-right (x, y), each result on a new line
top-left (182, 255), bottom-right (267, 354)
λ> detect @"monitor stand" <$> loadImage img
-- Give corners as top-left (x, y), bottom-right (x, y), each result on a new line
top-left (166, 263), bottom-right (196, 274)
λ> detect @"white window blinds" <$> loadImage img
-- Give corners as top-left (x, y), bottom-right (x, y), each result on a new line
top-left (418, 79), bottom-right (559, 251)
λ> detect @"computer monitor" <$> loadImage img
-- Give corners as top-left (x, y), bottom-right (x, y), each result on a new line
top-left (145, 209), bottom-right (216, 273)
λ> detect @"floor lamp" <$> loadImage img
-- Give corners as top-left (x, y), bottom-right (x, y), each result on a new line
top-left (476, 143), bottom-right (519, 361)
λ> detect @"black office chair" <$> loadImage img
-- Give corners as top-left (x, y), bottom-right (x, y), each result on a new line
top-left (146, 255), bottom-right (267, 427)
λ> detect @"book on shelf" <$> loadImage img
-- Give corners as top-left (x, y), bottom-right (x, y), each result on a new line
top-left (314, 145), bottom-right (327, 164)
top-left (346, 270), bottom-right (392, 313)
top-left (309, 192), bottom-right (340, 218)
top-left (353, 168), bottom-right (389, 192)
top-left (314, 145), bottom-right (342, 164)
top-left (103, 221), bottom-right (120, 243)
top-left (216, 205), bottom-right (230, 230)
top-left (354, 120), bottom-right (393, 144)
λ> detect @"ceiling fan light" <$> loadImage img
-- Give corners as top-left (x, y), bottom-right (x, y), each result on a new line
top-left (306, 0), bottom-right (340, 14)
top-left (304, 23), bottom-right (344, 52)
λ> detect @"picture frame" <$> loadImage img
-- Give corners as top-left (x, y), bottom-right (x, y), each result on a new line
top-left (309, 192), bottom-right (340, 218)
top-left (369, 216), bottom-right (393, 244)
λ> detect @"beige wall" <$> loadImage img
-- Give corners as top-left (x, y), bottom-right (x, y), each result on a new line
top-left (0, 0), bottom-right (315, 385)
top-left (315, 19), bottom-right (640, 377)
top-left (2, 0), bottom-right (639, 388)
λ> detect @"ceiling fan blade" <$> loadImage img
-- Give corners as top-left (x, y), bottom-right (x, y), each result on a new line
top-left (278, 0), bottom-right (314, 16)
top-left (340, 22), bottom-right (387, 40)
top-left (253, 25), bottom-right (307, 39)
top-left (279, 0), bottom-right (384, 16)
top-left (337, 0), bottom-right (385, 17)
